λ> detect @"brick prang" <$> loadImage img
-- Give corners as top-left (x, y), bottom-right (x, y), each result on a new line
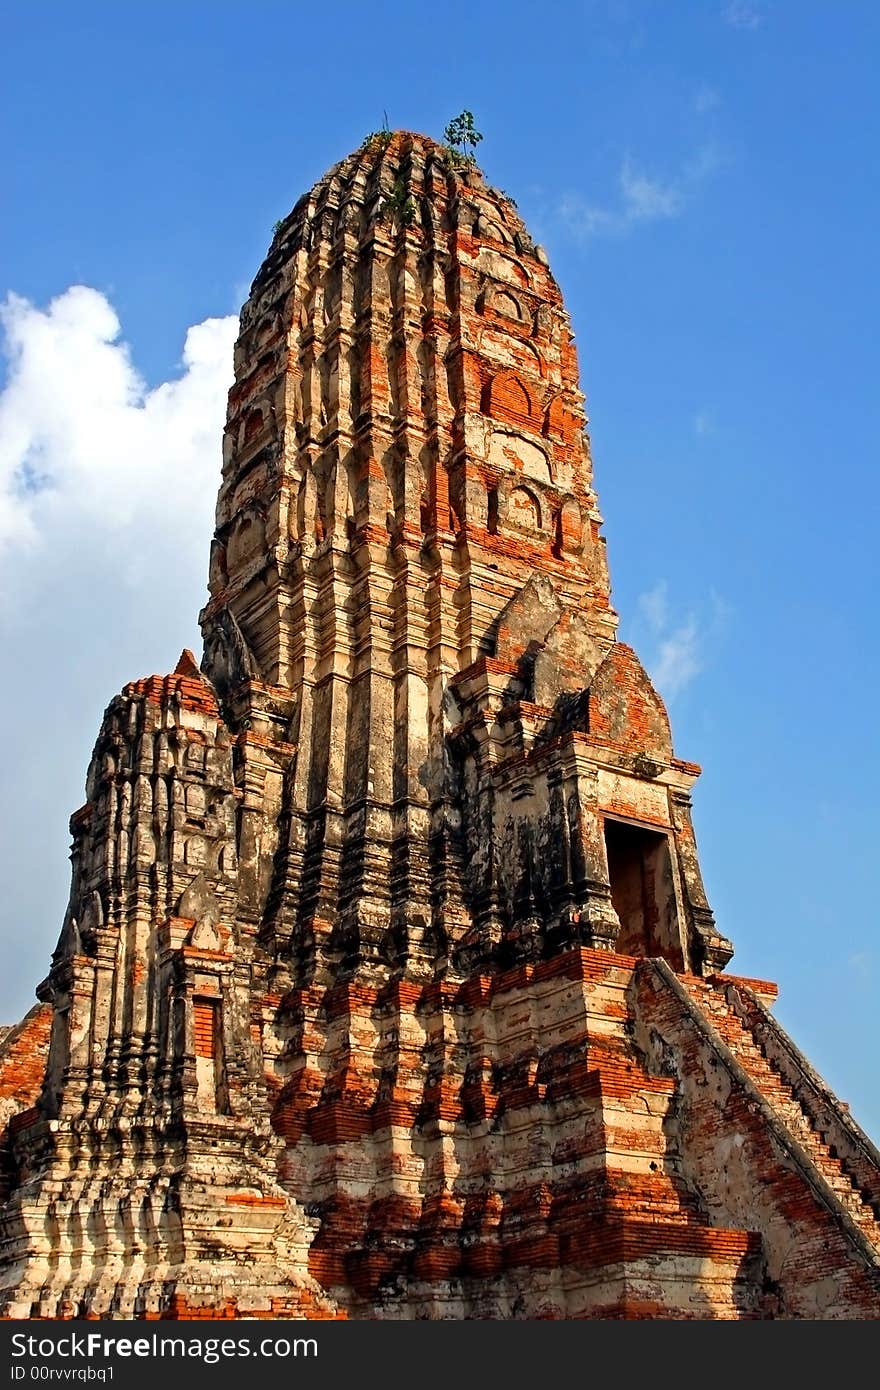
top-left (0, 131), bottom-right (877, 1321)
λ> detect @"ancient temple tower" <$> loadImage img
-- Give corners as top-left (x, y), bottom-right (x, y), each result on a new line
top-left (0, 131), bottom-right (878, 1320)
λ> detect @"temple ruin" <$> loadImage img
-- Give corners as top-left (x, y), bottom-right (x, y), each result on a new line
top-left (0, 131), bottom-right (877, 1319)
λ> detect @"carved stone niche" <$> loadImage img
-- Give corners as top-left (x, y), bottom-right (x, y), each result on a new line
top-left (488, 428), bottom-right (551, 484)
top-left (472, 211), bottom-right (514, 247)
top-left (506, 483), bottom-right (543, 534)
top-left (227, 509), bottom-right (266, 571)
top-left (552, 496), bottom-right (583, 556)
top-left (208, 539), bottom-right (228, 591)
top-left (482, 285), bottom-right (526, 322)
top-left (241, 404), bottom-right (267, 449)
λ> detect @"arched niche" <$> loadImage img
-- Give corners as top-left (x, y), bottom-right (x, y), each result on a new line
top-left (552, 496), bottom-right (583, 556)
top-left (473, 213), bottom-right (514, 247)
top-left (227, 511), bottom-right (266, 570)
top-left (491, 288), bottom-right (524, 321)
top-left (482, 369), bottom-right (535, 425)
top-left (508, 485), bottom-right (542, 532)
top-left (476, 245), bottom-right (530, 289)
top-left (489, 429), bottom-right (551, 484)
top-left (543, 396), bottom-right (566, 438)
top-left (242, 407), bottom-right (265, 445)
top-left (208, 539), bottom-right (228, 590)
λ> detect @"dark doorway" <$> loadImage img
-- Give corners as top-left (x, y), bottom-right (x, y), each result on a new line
top-left (603, 818), bottom-right (684, 969)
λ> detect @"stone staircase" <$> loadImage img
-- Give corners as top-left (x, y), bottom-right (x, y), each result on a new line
top-left (682, 975), bottom-right (880, 1251)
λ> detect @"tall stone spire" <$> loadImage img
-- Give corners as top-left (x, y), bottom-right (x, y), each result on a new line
top-left (200, 129), bottom-right (727, 987)
top-left (0, 131), bottom-right (877, 1320)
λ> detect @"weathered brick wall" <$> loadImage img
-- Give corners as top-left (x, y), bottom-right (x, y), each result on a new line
top-left (272, 949), bottom-right (767, 1317)
top-left (0, 1004), bottom-right (51, 1143)
top-left (632, 961), bottom-right (880, 1317)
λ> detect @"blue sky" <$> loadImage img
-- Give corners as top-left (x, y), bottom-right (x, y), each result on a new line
top-left (1, 1), bottom-right (878, 1138)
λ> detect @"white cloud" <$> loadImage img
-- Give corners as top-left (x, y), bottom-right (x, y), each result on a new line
top-left (652, 616), bottom-right (702, 697)
top-left (558, 146), bottom-right (718, 244)
top-left (723, 2), bottom-right (763, 30)
top-left (557, 196), bottom-right (617, 241)
top-left (0, 287), bottom-right (236, 1023)
top-left (693, 410), bottom-right (715, 437)
top-left (619, 158), bottom-right (681, 221)
top-left (695, 84), bottom-right (721, 114)
top-left (638, 580), bottom-right (669, 634)
top-left (633, 580), bottom-right (730, 700)
top-left (848, 951), bottom-right (874, 973)
top-left (0, 287), bottom-right (236, 583)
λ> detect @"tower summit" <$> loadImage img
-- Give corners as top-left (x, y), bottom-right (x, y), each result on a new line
top-left (200, 128), bottom-right (728, 984)
top-left (0, 130), bottom-right (878, 1319)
